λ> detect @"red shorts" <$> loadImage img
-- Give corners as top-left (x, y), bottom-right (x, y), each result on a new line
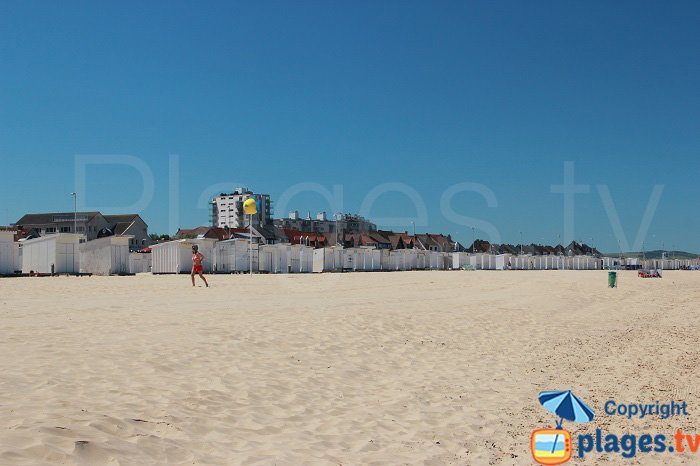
top-left (192, 264), bottom-right (203, 273)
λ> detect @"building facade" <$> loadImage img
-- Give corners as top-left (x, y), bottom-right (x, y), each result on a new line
top-left (211, 188), bottom-right (272, 229)
top-left (103, 214), bottom-right (151, 250)
top-left (14, 212), bottom-right (110, 241)
top-left (13, 212), bottom-right (150, 250)
top-left (273, 212), bottom-right (376, 239)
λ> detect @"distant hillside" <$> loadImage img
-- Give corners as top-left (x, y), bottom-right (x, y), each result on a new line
top-left (602, 250), bottom-right (699, 260)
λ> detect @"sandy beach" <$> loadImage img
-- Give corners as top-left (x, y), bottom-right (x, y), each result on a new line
top-left (1, 270), bottom-right (698, 465)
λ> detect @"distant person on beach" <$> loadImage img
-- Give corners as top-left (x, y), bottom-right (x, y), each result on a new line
top-left (191, 245), bottom-right (209, 287)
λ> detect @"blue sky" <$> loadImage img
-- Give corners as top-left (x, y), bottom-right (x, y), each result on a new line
top-left (1, 1), bottom-right (699, 251)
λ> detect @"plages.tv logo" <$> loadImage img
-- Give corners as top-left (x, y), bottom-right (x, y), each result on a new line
top-left (531, 390), bottom-right (595, 465)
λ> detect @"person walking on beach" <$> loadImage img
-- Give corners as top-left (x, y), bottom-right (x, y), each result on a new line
top-left (191, 245), bottom-right (209, 287)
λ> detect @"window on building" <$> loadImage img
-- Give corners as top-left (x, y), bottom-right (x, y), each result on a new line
top-left (60, 227), bottom-right (71, 233)
top-left (77, 226), bottom-right (85, 232)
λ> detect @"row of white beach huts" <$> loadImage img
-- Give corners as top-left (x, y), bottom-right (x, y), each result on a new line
top-left (1, 232), bottom-right (699, 276)
top-left (150, 240), bottom-right (700, 273)
top-left (0, 232), bottom-right (149, 276)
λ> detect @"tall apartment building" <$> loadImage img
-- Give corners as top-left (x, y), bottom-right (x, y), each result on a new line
top-left (211, 188), bottom-right (272, 229)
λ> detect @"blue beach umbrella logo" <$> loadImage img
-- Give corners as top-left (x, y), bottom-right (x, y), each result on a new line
top-left (538, 390), bottom-right (595, 427)
top-left (531, 390), bottom-right (594, 465)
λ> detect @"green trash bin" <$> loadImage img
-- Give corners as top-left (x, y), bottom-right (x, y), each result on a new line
top-left (608, 271), bottom-right (617, 288)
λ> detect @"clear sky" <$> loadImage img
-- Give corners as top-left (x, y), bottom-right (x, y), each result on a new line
top-left (1, 1), bottom-right (699, 252)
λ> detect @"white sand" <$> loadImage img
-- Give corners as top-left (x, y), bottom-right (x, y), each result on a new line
top-left (1, 271), bottom-right (698, 465)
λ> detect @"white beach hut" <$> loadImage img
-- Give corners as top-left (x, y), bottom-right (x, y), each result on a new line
top-left (293, 244), bottom-right (314, 273)
top-left (386, 250), bottom-right (401, 271)
top-left (550, 256), bottom-right (560, 270)
top-left (0, 230), bottom-right (19, 275)
top-left (388, 249), bottom-right (419, 271)
top-left (369, 248), bottom-right (384, 271)
top-left (341, 248), bottom-right (357, 270)
top-left (559, 256), bottom-right (571, 270)
top-left (495, 254), bottom-right (509, 270)
top-left (129, 252), bottom-right (152, 273)
top-left (415, 250), bottom-right (428, 270)
top-left (434, 251), bottom-right (448, 269)
top-left (259, 244), bottom-right (286, 273)
top-left (215, 238), bottom-right (254, 273)
top-left (531, 256), bottom-right (544, 270)
top-left (482, 254), bottom-right (498, 270)
top-left (474, 253), bottom-right (488, 270)
top-left (340, 247), bottom-right (362, 271)
top-left (312, 247), bottom-right (344, 273)
top-left (407, 249), bottom-right (420, 270)
top-left (428, 251), bottom-right (447, 270)
top-left (21, 234), bottom-right (81, 274)
top-left (470, 253), bottom-right (481, 269)
top-left (344, 247), bottom-right (375, 271)
top-left (339, 247), bottom-right (360, 271)
top-left (585, 257), bottom-right (596, 270)
top-left (79, 235), bottom-right (131, 275)
top-left (151, 238), bottom-right (217, 274)
top-left (545, 256), bottom-right (555, 270)
top-left (342, 247), bottom-right (380, 272)
top-left (510, 255), bottom-right (521, 270)
top-left (378, 249), bottom-right (391, 270)
top-left (452, 252), bottom-right (466, 270)
top-left (258, 243), bottom-right (313, 273)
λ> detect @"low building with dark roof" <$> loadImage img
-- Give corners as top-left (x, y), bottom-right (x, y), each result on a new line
top-left (340, 231), bottom-right (390, 249)
top-left (14, 212), bottom-right (109, 240)
top-left (14, 212), bottom-right (150, 250)
top-left (282, 229), bottom-right (327, 248)
top-left (176, 226), bottom-right (238, 242)
top-left (103, 214), bottom-right (150, 249)
top-left (468, 239), bottom-right (493, 253)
